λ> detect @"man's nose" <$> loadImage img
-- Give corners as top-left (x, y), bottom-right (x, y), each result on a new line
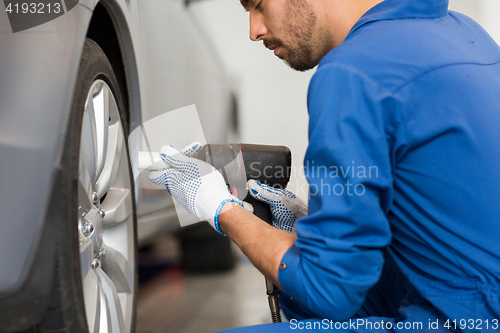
top-left (249, 12), bottom-right (267, 41)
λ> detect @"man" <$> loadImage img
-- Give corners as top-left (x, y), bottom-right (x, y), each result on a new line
top-left (150, 0), bottom-right (500, 331)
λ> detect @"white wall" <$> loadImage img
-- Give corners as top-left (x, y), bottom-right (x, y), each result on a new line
top-left (190, 0), bottom-right (500, 200)
top-left (449, 0), bottom-right (500, 43)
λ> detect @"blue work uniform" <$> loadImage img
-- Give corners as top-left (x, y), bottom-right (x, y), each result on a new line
top-left (221, 0), bottom-right (500, 331)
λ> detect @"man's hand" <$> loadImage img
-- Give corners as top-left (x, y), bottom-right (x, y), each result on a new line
top-left (247, 179), bottom-right (307, 234)
top-left (148, 143), bottom-right (242, 234)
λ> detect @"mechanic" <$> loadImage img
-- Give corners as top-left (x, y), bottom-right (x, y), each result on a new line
top-left (149, 0), bottom-right (500, 331)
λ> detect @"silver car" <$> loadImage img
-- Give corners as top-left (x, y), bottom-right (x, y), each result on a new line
top-left (0, 0), bottom-right (235, 332)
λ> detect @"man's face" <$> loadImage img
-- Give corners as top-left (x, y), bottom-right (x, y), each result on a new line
top-left (243, 0), bottom-right (333, 71)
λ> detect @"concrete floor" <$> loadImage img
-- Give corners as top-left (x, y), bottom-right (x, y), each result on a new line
top-left (136, 237), bottom-right (273, 333)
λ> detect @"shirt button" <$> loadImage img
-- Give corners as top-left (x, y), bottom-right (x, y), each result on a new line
top-left (279, 262), bottom-right (287, 270)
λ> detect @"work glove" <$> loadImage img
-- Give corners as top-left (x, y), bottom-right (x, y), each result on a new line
top-left (247, 179), bottom-right (307, 234)
top-left (179, 142), bottom-right (254, 213)
top-left (148, 142), bottom-right (243, 235)
top-left (179, 141), bottom-right (203, 158)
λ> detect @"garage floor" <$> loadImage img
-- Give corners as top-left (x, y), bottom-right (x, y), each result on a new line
top-left (136, 235), bottom-right (273, 333)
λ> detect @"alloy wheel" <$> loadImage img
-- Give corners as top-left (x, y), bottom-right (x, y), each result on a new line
top-left (77, 79), bottom-right (136, 333)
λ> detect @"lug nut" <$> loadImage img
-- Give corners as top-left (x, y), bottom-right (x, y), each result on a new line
top-left (91, 192), bottom-right (98, 203)
top-left (81, 220), bottom-right (94, 238)
top-left (91, 259), bottom-right (100, 269)
top-left (99, 249), bottom-right (106, 258)
top-left (99, 209), bottom-right (105, 218)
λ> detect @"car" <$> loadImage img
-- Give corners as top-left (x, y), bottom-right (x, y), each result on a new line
top-left (0, 0), bottom-right (236, 332)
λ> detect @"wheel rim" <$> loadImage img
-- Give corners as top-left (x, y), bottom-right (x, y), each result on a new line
top-left (78, 80), bottom-right (135, 333)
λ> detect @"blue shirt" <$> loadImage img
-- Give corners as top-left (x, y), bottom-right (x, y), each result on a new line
top-left (278, 0), bottom-right (500, 323)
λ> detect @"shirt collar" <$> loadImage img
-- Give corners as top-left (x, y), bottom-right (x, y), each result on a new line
top-left (349, 0), bottom-right (450, 36)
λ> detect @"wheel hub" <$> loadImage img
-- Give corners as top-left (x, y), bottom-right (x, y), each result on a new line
top-left (81, 219), bottom-right (95, 238)
top-left (81, 206), bottom-right (105, 256)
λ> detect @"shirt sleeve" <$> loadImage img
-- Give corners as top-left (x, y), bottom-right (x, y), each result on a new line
top-left (277, 63), bottom-right (398, 321)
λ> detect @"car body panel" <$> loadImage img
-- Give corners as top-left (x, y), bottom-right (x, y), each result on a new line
top-left (128, 0), bottom-right (233, 241)
top-left (0, 3), bottom-right (92, 293)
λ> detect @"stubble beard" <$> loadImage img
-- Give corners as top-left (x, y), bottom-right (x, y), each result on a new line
top-left (273, 0), bottom-right (333, 71)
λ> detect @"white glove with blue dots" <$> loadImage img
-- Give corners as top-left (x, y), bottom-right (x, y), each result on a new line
top-left (148, 142), bottom-right (243, 235)
top-left (247, 179), bottom-right (307, 234)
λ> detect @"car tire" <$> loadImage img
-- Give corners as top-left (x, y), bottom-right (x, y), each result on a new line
top-left (179, 223), bottom-right (236, 272)
top-left (34, 38), bottom-right (137, 333)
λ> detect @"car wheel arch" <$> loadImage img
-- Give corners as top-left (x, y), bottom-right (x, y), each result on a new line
top-left (86, 1), bottom-right (142, 135)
